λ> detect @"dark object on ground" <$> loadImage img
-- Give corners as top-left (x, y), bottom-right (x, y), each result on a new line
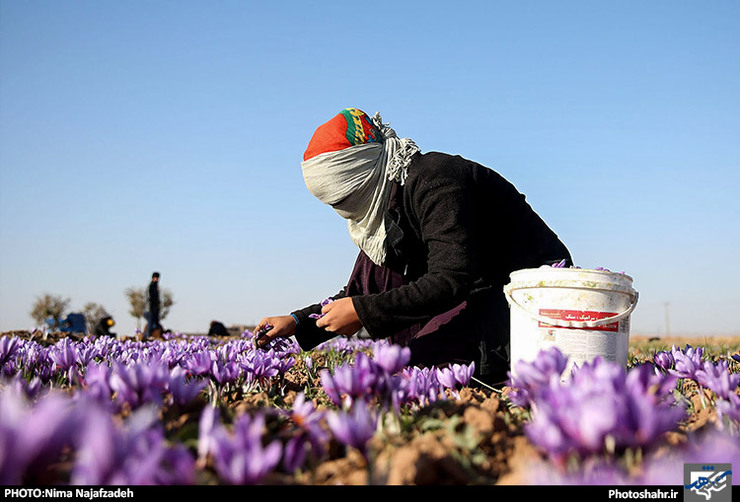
top-left (94, 316), bottom-right (116, 337)
top-left (208, 320), bottom-right (229, 337)
top-left (46, 313), bottom-right (86, 334)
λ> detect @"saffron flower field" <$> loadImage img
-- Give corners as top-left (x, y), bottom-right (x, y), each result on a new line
top-left (0, 328), bottom-right (738, 486)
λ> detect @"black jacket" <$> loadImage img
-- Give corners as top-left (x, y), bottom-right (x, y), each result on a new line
top-left (292, 152), bottom-right (571, 349)
top-left (148, 281), bottom-right (160, 318)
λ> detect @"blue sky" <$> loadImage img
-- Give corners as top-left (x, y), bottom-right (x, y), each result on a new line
top-left (1, 1), bottom-right (738, 337)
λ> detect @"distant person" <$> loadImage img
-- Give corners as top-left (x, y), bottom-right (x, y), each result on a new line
top-left (255, 108), bottom-right (572, 385)
top-left (145, 272), bottom-right (162, 338)
top-left (208, 320), bottom-right (229, 337)
top-left (94, 316), bottom-right (116, 337)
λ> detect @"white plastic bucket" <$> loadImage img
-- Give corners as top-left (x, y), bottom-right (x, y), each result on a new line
top-left (504, 267), bottom-right (638, 374)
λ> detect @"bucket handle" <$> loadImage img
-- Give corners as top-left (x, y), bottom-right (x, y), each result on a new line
top-left (503, 284), bottom-right (639, 329)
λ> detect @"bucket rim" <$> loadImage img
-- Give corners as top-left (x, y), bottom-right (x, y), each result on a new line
top-left (509, 266), bottom-right (634, 283)
top-left (505, 282), bottom-right (637, 297)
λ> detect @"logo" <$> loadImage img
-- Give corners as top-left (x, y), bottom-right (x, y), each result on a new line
top-left (684, 463), bottom-right (732, 502)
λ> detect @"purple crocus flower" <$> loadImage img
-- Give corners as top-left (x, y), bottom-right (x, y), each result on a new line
top-left (638, 430), bottom-right (740, 485)
top-left (626, 362), bottom-right (678, 398)
top-left (205, 411), bottom-right (282, 485)
top-left (197, 405), bottom-right (219, 465)
top-left (71, 401), bottom-right (195, 485)
top-left (398, 367), bottom-right (426, 405)
top-left (1, 338), bottom-right (23, 379)
top-left (74, 341), bottom-right (98, 368)
top-left (695, 360), bottom-right (740, 400)
top-left (0, 336), bottom-right (19, 367)
top-left (168, 366), bottom-right (207, 407)
top-left (319, 368), bottom-right (343, 407)
top-left (0, 389), bottom-right (81, 484)
top-left (210, 357), bottom-right (240, 385)
top-left (181, 350), bottom-right (214, 377)
top-left (326, 397), bottom-right (378, 461)
top-left (620, 377), bottom-right (686, 448)
top-left (452, 362), bottom-right (475, 387)
top-left (49, 337), bottom-right (78, 382)
top-left (400, 366), bottom-right (443, 406)
top-left (239, 349), bottom-right (282, 387)
top-left (281, 392), bottom-right (329, 472)
top-left (669, 345), bottom-right (704, 380)
top-left (320, 355), bottom-right (378, 406)
top-left (435, 366), bottom-right (457, 389)
top-left (5, 374), bottom-right (45, 401)
top-left (430, 362), bottom-right (476, 397)
top-left (108, 359), bottom-right (170, 409)
top-left (79, 361), bottom-right (114, 407)
top-left (18, 342), bottom-right (54, 382)
top-left (715, 393), bottom-right (740, 428)
top-left (508, 346), bottom-right (569, 408)
top-left (652, 350), bottom-right (674, 372)
top-left (372, 342), bottom-right (411, 374)
top-left (523, 354), bottom-right (685, 462)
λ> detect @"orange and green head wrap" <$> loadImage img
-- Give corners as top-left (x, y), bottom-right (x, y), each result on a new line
top-left (303, 108), bottom-right (381, 161)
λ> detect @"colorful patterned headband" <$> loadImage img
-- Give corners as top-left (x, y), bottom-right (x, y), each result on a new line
top-left (303, 108), bottom-right (381, 161)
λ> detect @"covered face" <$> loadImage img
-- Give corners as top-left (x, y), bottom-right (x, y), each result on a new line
top-left (300, 108), bottom-right (420, 266)
top-left (301, 108), bottom-right (386, 211)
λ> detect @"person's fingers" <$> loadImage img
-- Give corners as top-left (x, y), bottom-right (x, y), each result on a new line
top-left (255, 328), bottom-right (273, 347)
top-left (317, 298), bottom-right (347, 330)
top-left (321, 301), bottom-right (335, 314)
top-left (315, 315), bottom-right (330, 331)
top-left (253, 318), bottom-right (272, 346)
top-left (255, 318), bottom-right (268, 332)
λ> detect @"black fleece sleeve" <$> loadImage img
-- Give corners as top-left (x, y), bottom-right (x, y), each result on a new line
top-left (351, 158), bottom-right (479, 337)
top-left (291, 289), bottom-right (347, 350)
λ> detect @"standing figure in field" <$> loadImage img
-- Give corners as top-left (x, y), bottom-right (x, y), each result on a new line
top-left (145, 271), bottom-right (162, 338)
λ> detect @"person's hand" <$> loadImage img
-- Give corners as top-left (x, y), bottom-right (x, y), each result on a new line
top-left (315, 297), bottom-right (363, 336)
top-left (254, 315), bottom-right (296, 348)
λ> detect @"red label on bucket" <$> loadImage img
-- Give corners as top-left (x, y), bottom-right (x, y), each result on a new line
top-left (538, 309), bottom-right (619, 332)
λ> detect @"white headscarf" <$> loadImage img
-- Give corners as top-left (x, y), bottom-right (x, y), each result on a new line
top-left (301, 112), bottom-right (420, 265)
